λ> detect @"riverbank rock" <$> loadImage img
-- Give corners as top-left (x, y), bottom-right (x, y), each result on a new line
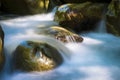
top-left (35, 26), bottom-right (83, 43)
top-left (12, 41), bottom-right (63, 72)
top-left (1, 0), bottom-right (49, 15)
top-left (0, 26), bottom-right (4, 71)
top-left (106, 0), bottom-right (120, 36)
top-left (54, 2), bottom-right (106, 33)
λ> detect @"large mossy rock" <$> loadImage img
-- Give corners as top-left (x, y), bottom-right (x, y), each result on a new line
top-left (46, 0), bottom-right (111, 12)
top-left (12, 41), bottom-right (63, 72)
top-left (35, 26), bottom-right (83, 43)
top-left (54, 2), bottom-right (106, 33)
top-left (1, 0), bottom-right (49, 15)
top-left (61, 0), bottom-right (111, 3)
top-left (106, 0), bottom-right (120, 36)
top-left (0, 26), bottom-right (4, 71)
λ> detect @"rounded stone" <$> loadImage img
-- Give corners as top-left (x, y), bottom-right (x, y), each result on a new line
top-left (12, 41), bottom-right (63, 72)
top-left (35, 26), bottom-right (83, 43)
top-left (54, 2), bottom-right (106, 33)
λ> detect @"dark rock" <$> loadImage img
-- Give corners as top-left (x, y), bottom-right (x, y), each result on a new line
top-left (54, 2), bottom-right (106, 33)
top-left (1, 0), bottom-right (49, 15)
top-left (48, 0), bottom-right (63, 12)
top-left (61, 0), bottom-right (111, 3)
top-left (12, 41), bottom-right (63, 72)
top-left (106, 0), bottom-right (120, 36)
top-left (0, 0), bottom-right (1, 8)
top-left (48, 0), bottom-right (111, 12)
top-left (0, 25), bottom-right (4, 71)
top-left (35, 26), bottom-right (83, 43)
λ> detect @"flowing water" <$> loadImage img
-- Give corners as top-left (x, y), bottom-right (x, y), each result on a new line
top-left (0, 12), bottom-right (120, 80)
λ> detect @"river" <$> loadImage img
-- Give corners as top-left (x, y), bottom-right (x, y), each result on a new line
top-left (0, 12), bottom-right (120, 80)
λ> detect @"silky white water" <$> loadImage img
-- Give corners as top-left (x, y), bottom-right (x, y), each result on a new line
top-left (0, 13), bottom-right (120, 80)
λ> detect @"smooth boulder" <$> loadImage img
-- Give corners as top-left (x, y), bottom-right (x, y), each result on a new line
top-left (35, 26), bottom-right (83, 43)
top-left (106, 0), bottom-right (120, 36)
top-left (54, 2), bottom-right (106, 33)
top-left (0, 26), bottom-right (4, 71)
top-left (12, 41), bottom-right (63, 72)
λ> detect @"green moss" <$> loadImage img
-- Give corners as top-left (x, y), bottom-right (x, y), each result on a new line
top-left (54, 2), bottom-right (105, 33)
top-left (106, 0), bottom-right (120, 36)
top-left (12, 41), bottom-right (63, 72)
top-left (1, 0), bottom-right (48, 14)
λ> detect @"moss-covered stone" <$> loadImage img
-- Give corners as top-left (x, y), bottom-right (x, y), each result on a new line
top-left (35, 26), bottom-right (83, 43)
top-left (0, 25), bottom-right (4, 71)
top-left (61, 0), bottom-right (111, 3)
top-left (106, 0), bottom-right (120, 36)
top-left (54, 2), bottom-right (106, 33)
top-left (12, 41), bottom-right (63, 72)
top-left (1, 0), bottom-right (49, 15)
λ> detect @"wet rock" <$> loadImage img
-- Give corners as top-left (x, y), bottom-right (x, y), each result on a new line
top-left (106, 0), bottom-right (120, 36)
top-left (1, 0), bottom-right (49, 15)
top-left (48, 0), bottom-right (63, 12)
top-left (61, 0), bottom-right (111, 3)
top-left (12, 41), bottom-right (63, 72)
top-left (36, 26), bottom-right (83, 43)
top-left (54, 2), bottom-right (106, 33)
top-left (47, 0), bottom-right (111, 12)
top-left (0, 25), bottom-right (4, 71)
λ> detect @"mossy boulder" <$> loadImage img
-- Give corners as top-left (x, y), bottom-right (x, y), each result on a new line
top-left (35, 26), bottom-right (83, 43)
top-left (106, 0), bottom-right (120, 36)
top-left (0, 26), bottom-right (4, 71)
top-left (54, 2), bottom-right (106, 33)
top-left (1, 0), bottom-right (49, 15)
top-left (46, 0), bottom-right (111, 12)
top-left (12, 41), bottom-right (63, 72)
top-left (61, 0), bottom-right (111, 3)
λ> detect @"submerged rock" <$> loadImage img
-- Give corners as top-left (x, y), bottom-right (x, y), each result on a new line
top-left (0, 26), bottom-right (4, 71)
top-left (36, 26), bottom-right (83, 43)
top-left (106, 0), bottom-right (120, 36)
top-left (1, 0), bottom-right (49, 14)
top-left (12, 41), bottom-right (63, 72)
top-left (54, 2), bottom-right (106, 33)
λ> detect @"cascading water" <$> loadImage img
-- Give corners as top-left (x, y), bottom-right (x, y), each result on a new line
top-left (0, 11), bottom-right (120, 80)
top-left (96, 16), bottom-right (106, 33)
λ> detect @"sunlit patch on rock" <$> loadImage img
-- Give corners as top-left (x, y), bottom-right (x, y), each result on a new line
top-left (12, 41), bottom-right (63, 72)
top-left (35, 26), bottom-right (83, 43)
